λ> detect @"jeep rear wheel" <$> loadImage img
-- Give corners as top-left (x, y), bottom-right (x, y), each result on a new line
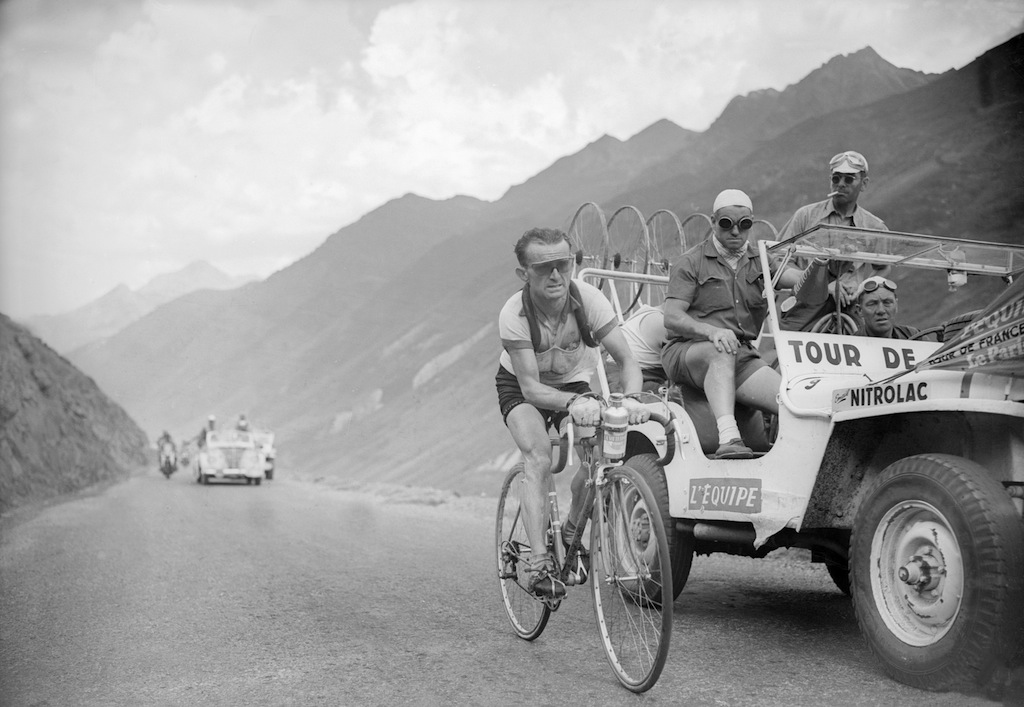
top-left (626, 453), bottom-right (694, 601)
top-left (850, 454), bottom-right (1024, 692)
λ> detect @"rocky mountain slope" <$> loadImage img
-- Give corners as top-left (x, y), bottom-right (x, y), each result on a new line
top-left (0, 314), bottom-right (149, 513)
top-left (69, 36), bottom-right (1024, 496)
top-left (24, 260), bottom-right (254, 353)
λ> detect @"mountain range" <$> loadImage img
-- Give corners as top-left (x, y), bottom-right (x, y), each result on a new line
top-left (66, 35), bottom-right (1024, 497)
top-left (23, 260), bottom-right (254, 353)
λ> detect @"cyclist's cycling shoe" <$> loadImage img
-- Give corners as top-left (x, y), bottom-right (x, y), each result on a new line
top-left (528, 556), bottom-right (566, 598)
top-left (714, 438), bottom-right (754, 459)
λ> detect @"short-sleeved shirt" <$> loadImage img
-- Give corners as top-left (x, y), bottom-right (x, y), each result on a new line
top-left (778, 199), bottom-right (888, 331)
top-left (666, 239), bottom-right (770, 343)
top-left (777, 198), bottom-right (887, 241)
top-left (498, 280), bottom-right (617, 386)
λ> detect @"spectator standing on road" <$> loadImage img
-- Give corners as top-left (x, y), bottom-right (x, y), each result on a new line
top-left (779, 150), bottom-right (891, 331)
top-left (496, 226), bottom-right (649, 597)
top-left (661, 189), bottom-right (801, 459)
top-left (198, 414), bottom-right (215, 447)
top-left (853, 276), bottom-right (921, 339)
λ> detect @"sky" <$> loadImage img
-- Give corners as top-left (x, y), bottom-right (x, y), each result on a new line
top-left (1, 0), bottom-right (1021, 319)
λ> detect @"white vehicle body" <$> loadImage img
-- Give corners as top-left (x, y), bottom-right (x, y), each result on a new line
top-left (195, 429), bottom-right (265, 485)
top-left (253, 430), bottom-right (276, 479)
top-left (578, 224), bottom-right (1024, 695)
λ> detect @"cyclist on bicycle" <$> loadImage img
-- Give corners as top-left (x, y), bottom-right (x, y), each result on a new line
top-left (496, 226), bottom-right (650, 597)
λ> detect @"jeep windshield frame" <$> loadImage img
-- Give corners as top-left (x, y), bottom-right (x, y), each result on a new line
top-left (760, 225), bottom-right (1024, 338)
top-left (765, 224), bottom-right (1024, 278)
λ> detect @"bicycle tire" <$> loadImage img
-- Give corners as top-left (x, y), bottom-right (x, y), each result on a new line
top-left (591, 464), bottom-right (673, 692)
top-left (496, 463), bottom-right (551, 640)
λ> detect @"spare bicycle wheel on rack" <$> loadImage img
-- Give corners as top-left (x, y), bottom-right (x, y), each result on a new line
top-left (606, 205), bottom-right (651, 317)
top-left (646, 209), bottom-right (684, 307)
top-left (680, 212), bottom-right (712, 252)
top-left (567, 202), bottom-right (610, 275)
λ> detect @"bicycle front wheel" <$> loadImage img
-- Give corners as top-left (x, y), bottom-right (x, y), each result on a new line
top-left (591, 464), bottom-right (673, 692)
top-left (496, 463), bottom-right (551, 640)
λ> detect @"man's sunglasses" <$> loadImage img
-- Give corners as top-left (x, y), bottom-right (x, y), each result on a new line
top-left (716, 216), bottom-right (754, 232)
top-left (527, 258), bottom-right (574, 276)
top-left (861, 278), bottom-right (897, 294)
top-left (831, 173), bottom-right (860, 185)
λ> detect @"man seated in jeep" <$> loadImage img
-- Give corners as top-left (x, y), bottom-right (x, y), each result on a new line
top-left (852, 275), bottom-right (920, 339)
top-left (662, 189), bottom-right (802, 459)
top-left (496, 226), bottom-right (649, 597)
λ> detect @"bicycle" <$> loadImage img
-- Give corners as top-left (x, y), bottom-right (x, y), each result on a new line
top-left (495, 392), bottom-right (679, 692)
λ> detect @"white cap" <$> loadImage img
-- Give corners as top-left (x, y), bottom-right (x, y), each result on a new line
top-left (713, 189), bottom-right (753, 213)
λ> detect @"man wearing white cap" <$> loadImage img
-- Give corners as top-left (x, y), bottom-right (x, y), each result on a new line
top-left (779, 150), bottom-right (890, 332)
top-left (661, 189), bottom-right (802, 459)
top-left (853, 275), bottom-right (920, 339)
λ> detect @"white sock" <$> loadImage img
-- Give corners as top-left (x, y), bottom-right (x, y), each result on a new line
top-left (716, 415), bottom-right (741, 445)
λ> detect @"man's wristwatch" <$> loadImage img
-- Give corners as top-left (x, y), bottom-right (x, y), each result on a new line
top-left (565, 394), bottom-right (580, 410)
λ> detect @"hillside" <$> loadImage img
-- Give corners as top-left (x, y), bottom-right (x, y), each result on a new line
top-left (0, 314), bottom-right (150, 513)
top-left (69, 36), bottom-right (1024, 497)
top-left (24, 260), bottom-right (254, 353)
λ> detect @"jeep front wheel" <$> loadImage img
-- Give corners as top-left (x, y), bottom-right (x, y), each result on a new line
top-left (850, 454), bottom-right (1024, 692)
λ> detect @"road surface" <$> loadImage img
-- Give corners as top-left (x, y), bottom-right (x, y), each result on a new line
top-left (0, 471), bottom-right (1009, 706)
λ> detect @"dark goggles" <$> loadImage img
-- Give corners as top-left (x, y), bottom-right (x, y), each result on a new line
top-left (528, 258), bottom-right (574, 276)
top-left (831, 173), bottom-right (859, 185)
top-left (861, 277), bottom-right (897, 294)
top-left (716, 216), bottom-right (754, 232)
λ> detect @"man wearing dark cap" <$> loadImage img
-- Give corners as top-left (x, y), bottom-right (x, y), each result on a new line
top-left (779, 150), bottom-right (890, 332)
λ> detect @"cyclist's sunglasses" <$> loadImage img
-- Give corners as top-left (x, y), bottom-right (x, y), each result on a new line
top-left (831, 173), bottom-right (860, 185)
top-left (716, 216), bottom-right (754, 232)
top-left (861, 278), bottom-right (897, 294)
top-left (527, 258), bottom-right (574, 276)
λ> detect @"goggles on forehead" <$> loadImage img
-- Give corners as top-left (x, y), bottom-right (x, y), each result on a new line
top-left (860, 277), bottom-right (897, 295)
top-left (527, 257), bottom-right (574, 276)
top-left (829, 150), bottom-right (868, 172)
top-left (716, 216), bottom-right (754, 232)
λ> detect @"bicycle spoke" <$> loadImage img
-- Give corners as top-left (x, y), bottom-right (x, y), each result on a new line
top-left (591, 466), bottom-right (673, 692)
top-left (496, 464), bottom-right (551, 640)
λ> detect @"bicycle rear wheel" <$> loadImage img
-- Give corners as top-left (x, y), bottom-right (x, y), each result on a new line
top-left (496, 463), bottom-right (551, 640)
top-left (591, 464), bottom-right (673, 692)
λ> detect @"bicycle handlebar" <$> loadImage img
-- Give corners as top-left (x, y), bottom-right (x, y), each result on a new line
top-left (550, 397), bottom-right (678, 472)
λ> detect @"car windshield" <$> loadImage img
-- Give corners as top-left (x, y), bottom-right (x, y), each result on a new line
top-left (208, 430), bottom-right (252, 446)
top-left (767, 224), bottom-right (1024, 277)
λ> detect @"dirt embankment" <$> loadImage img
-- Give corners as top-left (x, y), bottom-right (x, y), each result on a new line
top-left (0, 313), bottom-right (150, 514)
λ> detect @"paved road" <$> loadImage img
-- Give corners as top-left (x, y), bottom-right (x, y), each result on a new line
top-left (0, 472), bottom-right (1007, 706)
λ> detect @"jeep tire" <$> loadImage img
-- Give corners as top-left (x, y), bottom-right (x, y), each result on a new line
top-left (626, 453), bottom-right (694, 601)
top-left (850, 454), bottom-right (1024, 692)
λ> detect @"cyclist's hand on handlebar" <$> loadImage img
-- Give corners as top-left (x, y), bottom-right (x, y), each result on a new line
top-left (623, 397), bottom-right (650, 425)
top-left (569, 397), bottom-right (602, 427)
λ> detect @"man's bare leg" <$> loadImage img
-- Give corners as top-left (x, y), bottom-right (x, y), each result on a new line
top-left (736, 366), bottom-right (782, 415)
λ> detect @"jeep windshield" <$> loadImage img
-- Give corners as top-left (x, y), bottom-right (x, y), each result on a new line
top-left (767, 224), bottom-right (1024, 277)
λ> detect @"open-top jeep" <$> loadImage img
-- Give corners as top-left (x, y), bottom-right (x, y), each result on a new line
top-left (580, 220), bottom-right (1024, 694)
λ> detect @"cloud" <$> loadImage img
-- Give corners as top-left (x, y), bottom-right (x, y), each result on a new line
top-left (1, 0), bottom-right (1021, 317)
